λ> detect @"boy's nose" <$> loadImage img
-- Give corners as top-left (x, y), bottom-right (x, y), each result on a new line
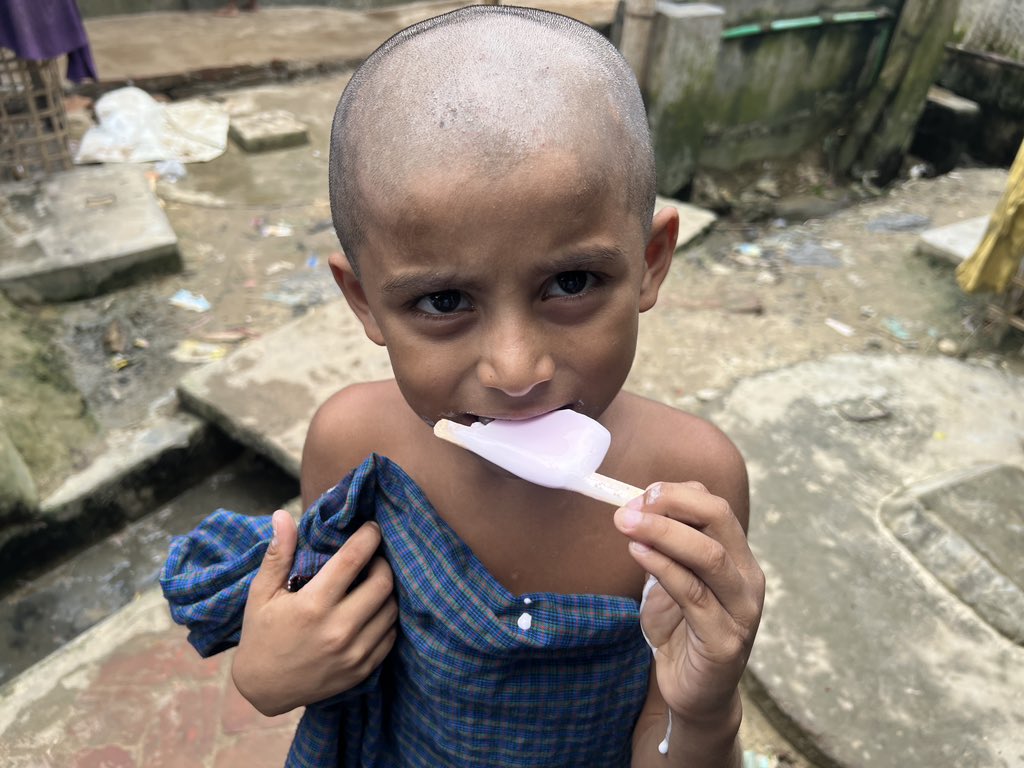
top-left (477, 321), bottom-right (555, 397)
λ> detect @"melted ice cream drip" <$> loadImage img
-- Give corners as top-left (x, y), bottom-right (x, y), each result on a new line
top-left (640, 574), bottom-right (672, 755)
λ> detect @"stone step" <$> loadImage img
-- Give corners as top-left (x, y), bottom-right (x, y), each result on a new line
top-left (0, 165), bottom-right (180, 303)
top-left (916, 215), bottom-right (989, 265)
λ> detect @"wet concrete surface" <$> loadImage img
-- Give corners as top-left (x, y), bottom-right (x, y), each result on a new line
top-left (0, 451), bottom-right (297, 686)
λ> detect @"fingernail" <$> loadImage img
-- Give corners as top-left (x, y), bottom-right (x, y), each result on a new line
top-left (268, 509), bottom-right (284, 553)
top-left (645, 483), bottom-right (663, 506)
top-left (629, 540), bottom-right (652, 554)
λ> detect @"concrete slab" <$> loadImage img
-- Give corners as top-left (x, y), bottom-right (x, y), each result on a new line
top-left (177, 299), bottom-right (393, 477)
top-left (81, 0), bottom-right (617, 94)
top-left (707, 354), bottom-right (1024, 767)
top-left (230, 109), bottom-right (309, 152)
top-left (0, 455), bottom-right (296, 686)
top-left (880, 464), bottom-right (1024, 645)
top-left (0, 165), bottom-right (180, 302)
top-left (656, 195), bottom-right (717, 249)
top-left (916, 215), bottom-right (989, 265)
top-left (0, 411), bottom-right (235, 588)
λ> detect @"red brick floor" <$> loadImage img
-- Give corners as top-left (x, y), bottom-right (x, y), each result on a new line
top-left (2, 621), bottom-right (301, 768)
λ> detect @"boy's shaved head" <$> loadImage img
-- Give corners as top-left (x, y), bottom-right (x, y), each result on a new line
top-left (329, 5), bottom-right (656, 268)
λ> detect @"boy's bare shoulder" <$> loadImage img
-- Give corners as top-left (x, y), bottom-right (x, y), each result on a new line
top-left (300, 379), bottom-right (411, 505)
top-left (613, 392), bottom-right (750, 526)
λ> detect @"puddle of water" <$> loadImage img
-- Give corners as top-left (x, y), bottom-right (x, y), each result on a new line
top-left (0, 452), bottom-right (298, 686)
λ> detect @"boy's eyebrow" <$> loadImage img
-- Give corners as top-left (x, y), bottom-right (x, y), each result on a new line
top-left (380, 270), bottom-right (469, 296)
top-left (538, 247), bottom-right (627, 273)
top-left (379, 247), bottom-right (628, 296)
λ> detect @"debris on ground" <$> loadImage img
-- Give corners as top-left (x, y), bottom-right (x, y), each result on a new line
top-left (169, 289), bottom-right (211, 313)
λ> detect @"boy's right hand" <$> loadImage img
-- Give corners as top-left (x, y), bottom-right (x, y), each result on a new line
top-left (232, 509), bottom-right (398, 716)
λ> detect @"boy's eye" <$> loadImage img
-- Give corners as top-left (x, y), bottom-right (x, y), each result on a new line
top-left (547, 271), bottom-right (595, 298)
top-left (415, 290), bottom-right (471, 315)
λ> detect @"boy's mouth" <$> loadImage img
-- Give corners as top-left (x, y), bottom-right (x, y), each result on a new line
top-left (460, 403), bottom-right (577, 426)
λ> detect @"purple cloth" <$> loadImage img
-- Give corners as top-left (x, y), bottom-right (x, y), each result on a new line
top-left (0, 0), bottom-right (97, 82)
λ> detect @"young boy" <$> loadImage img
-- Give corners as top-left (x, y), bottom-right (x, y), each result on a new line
top-left (162, 6), bottom-right (764, 767)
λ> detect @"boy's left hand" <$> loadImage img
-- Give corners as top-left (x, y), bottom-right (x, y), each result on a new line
top-left (613, 482), bottom-right (765, 725)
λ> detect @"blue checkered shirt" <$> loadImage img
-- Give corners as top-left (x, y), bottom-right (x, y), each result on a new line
top-left (161, 454), bottom-right (651, 767)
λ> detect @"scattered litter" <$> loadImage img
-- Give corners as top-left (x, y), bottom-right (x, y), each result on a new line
top-left (133, 337), bottom-right (150, 349)
top-left (75, 86), bottom-right (229, 164)
top-left (825, 318), bottom-right (856, 337)
top-left (154, 159), bottom-right (187, 182)
top-left (731, 242), bottom-right (763, 266)
top-left (109, 353), bottom-right (131, 371)
top-left (785, 242), bottom-right (842, 267)
top-left (860, 305), bottom-right (877, 318)
top-left (306, 253), bottom-right (320, 269)
top-left (837, 397), bottom-right (891, 423)
top-left (881, 316), bottom-right (912, 341)
top-left (265, 260), bottom-right (295, 276)
top-left (103, 320), bottom-right (126, 354)
top-left (821, 240), bottom-right (844, 251)
top-left (85, 194), bottom-right (116, 208)
top-left (253, 216), bottom-right (294, 237)
top-left (199, 329), bottom-right (250, 344)
top-left (866, 213), bottom-right (931, 232)
top-left (755, 270), bottom-right (779, 285)
top-left (937, 338), bottom-right (959, 356)
top-left (169, 289), bottom-right (211, 313)
top-left (695, 388), bottom-right (721, 402)
top-left (263, 268), bottom-right (338, 307)
top-left (170, 340), bottom-right (228, 363)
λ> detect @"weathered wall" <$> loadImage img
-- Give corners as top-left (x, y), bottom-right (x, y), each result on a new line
top-left (695, 0), bottom-right (902, 172)
top-left (954, 0), bottom-right (1024, 61)
top-left (937, 0), bottom-right (1024, 164)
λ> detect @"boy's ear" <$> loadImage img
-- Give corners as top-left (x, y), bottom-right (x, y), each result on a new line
top-left (328, 250), bottom-right (386, 346)
top-left (638, 205), bottom-right (679, 312)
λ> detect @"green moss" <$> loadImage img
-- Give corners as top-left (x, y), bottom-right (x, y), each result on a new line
top-left (0, 295), bottom-right (98, 493)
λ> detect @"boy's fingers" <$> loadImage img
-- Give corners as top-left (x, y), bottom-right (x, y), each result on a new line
top-left (249, 509), bottom-right (298, 605)
top-left (329, 556), bottom-right (396, 631)
top-left (631, 542), bottom-right (757, 657)
top-left (307, 521), bottom-right (384, 602)
top-left (626, 482), bottom-right (759, 572)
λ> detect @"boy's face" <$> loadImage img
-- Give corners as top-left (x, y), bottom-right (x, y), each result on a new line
top-left (332, 149), bottom-right (676, 428)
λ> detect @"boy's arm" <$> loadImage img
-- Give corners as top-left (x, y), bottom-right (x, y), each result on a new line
top-left (232, 385), bottom-right (399, 716)
top-left (619, 417), bottom-right (763, 767)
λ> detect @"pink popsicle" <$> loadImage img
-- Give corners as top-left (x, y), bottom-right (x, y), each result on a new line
top-left (433, 410), bottom-right (643, 506)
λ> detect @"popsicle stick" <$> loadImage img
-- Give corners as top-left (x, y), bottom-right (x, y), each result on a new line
top-left (572, 473), bottom-right (645, 507)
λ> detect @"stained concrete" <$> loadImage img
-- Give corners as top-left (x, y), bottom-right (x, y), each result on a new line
top-left (177, 299), bottom-right (393, 476)
top-left (0, 165), bottom-right (180, 302)
top-left (707, 353), bottom-right (1024, 768)
top-left (81, 1), bottom-right (617, 94)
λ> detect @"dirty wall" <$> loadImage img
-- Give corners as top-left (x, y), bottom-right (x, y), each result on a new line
top-left (938, 0), bottom-right (1024, 164)
top-left (697, 0), bottom-right (903, 172)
